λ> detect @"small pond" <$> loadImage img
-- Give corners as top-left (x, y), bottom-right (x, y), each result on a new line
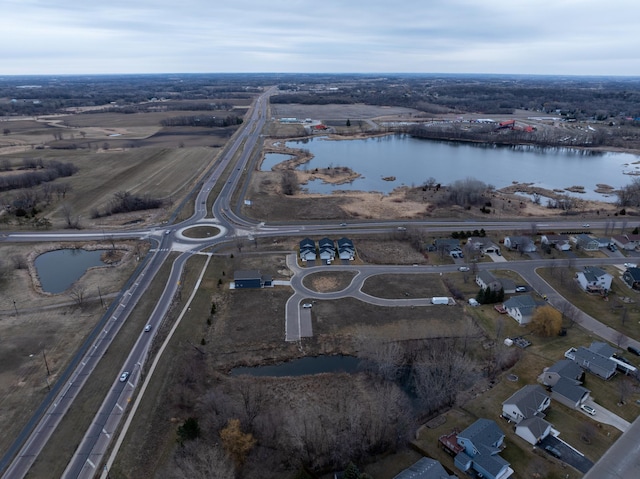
top-left (35, 249), bottom-right (109, 294)
top-left (230, 355), bottom-right (361, 377)
top-left (261, 153), bottom-right (293, 171)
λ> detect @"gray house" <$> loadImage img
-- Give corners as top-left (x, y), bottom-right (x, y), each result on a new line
top-left (392, 457), bottom-right (458, 479)
top-left (299, 238), bottom-right (316, 261)
top-left (466, 236), bottom-right (501, 255)
top-left (575, 233), bottom-right (599, 251)
top-left (566, 346), bottom-right (617, 380)
top-left (552, 377), bottom-right (591, 409)
top-left (501, 384), bottom-right (550, 424)
top-left (622, 267), bottom-right (640, 290)
top-left (318, 237), bottom-right (336, 261)
top-left (504, 236), bottom-right (536, 253)
top-left (337, 237), bottom-right (355, 260)
top-left (502, 294), bottom-right (542, 325)
top-left (454, 419), bottom-right (513, 479)
top-left (576, 266), bottom-right (612, 293)
top-left (515, 417), bottom-right (553, 445)
top-left (539, 359), bottom-right (584, 387)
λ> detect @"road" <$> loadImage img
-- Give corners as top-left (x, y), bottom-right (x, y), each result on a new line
top-left (1, 86), bottom-right (639, 478)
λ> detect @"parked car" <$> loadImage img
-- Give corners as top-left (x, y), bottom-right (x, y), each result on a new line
top-left (624, 263), bottom-right (638, 269)
top-left (458, 266), bottom-right (470, 272)
top-left (119, 372), bottom-right (130, 383)
top-left (545, 445), bottom-right (562, 458)
top-left (580, 404), bottom-right (596, 415)
top-left (515, 286), bottom-right (527, 292)
top-left (608, 243), bottom-right (617, 251)
top-left (627, 345), bottom-right (640, 356)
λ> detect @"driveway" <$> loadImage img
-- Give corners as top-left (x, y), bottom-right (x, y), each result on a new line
top-left (581, 398), bottom-right (630, 432)
top-left (538, 434), bottom-right (593, 473)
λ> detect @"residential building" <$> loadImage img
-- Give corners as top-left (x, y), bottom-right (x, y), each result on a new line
top-left (454, 419), bottom-right (513, 479)
top-left (504, 236), bottom-right (536, 252)
top-left (622, 267), bottom-right (640, 290)
top-left (575, 234), bottom-right (599, 251)
top-left (392, 457), bottom-right (458, 479)
top-left (501, 385), bottom-right (550, 424)
top-left (575, 266), bottom-right (613, 293)
top-left (565, 346), bottom-right (617, 380)
top-left (466, 236), bottom-right (501, 255)
top-left (611, 234), bottom-right (640, 250)
top-left (318, 237), bottom-right (336, 261)
top-left (539, 359), bottom-right (584, 387)
top-left (475, 271), bottom-right (515, 294)
top-left (299, 238), bottom-right (316, 261)
top-left (337, 237), bottom-right (355, 260)
top-left (233, 270), bottom-right (273, 289)
top-left (502, 294), bottom-right (542, 325)
top-left (551, 377), bottom-right (591, 409)
top-left (541, 234), bottom-right (569, 246)
top-left (434, 238), bottom-right (460, 253)
top-left (515, 417), bottom-right (553, 445)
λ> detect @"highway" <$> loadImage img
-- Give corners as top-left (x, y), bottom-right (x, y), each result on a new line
top-left (1, 86), bottom-right (639, 478)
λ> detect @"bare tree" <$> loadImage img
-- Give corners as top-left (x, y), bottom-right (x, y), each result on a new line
top-left (60, 203), bottom-right (80, 229)
top-left (166, 439), bottom-right (234, 479)
top-left (68, 285), bottom-right (86, 307)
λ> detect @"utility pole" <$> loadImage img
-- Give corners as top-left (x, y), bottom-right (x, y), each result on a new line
top-left (42, 349), bottom-right (50, 376)
top-left (98, 286), bottom-right (104, 308)
top-left (13, 299), bottom-right (18, 316)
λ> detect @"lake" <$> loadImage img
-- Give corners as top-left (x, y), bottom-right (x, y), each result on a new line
top-left (280, 135), bottom-right (639, 200)
top-left (34, 249), bottom-right (108, 294)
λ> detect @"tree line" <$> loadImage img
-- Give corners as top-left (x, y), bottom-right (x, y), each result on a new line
top-left (160, 115), bottom-right (243, 128)
top-left (0, 159), bottom-right (77, 192)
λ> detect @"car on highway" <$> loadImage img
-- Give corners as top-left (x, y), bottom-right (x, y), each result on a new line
top-left (119, 372), bottom-right (130, 383)
top-left (458, 266), bottom-right (470, 272)
top-left (545, 445), bottom-right (562, 458)
top-left (397, 226), bottom-right (407, 231)
top-left (582, 223), bottom-right (590, 227)
top-left (144, 324), bottom-right (152, 332)
top-left (580, 404), bottom-right (596, 415)
top-left (339, 222), bottom-right (347, 226)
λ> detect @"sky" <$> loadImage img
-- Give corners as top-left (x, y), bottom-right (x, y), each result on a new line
top-left (2, 0), bottom-right (640, 76)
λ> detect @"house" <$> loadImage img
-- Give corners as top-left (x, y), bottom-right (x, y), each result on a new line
top-left (575, 266), bottom-right (612, 293)
top-left (318, 237), bottom-right (336, 261)
top-left (466, 236), bottom-right (501, 255)
top-left (504, 236), bottom-right (536, 253)
top-left (575, 234), bottom-right (599, 251)
top-left (551, 377), bottom-right (591, 409)
top-left (454, 419), bottom-right (513, 479)
top-left (595, 237), bottom-right (611, 248)
top-left (539, 359), bottom-right (584, 387)
top-left (434, 238), bottom-right (460, 253)
top-left (622, 267), bottom-right (640, 290)
top-left (501, 385), bottom-right (550, 424)
top-left (502, 294), bottom-right (542, 325)
top-left (515, 417), bottom-right (553, 445)
top-left (233, 270), bottom-right (273, 289)
top-left (611, 234), bottom-right (640, 250)
top-left (337, 237), bottom-right (355, 260)
top-left (299, 238), bottom-right (316, 261)
top-left (541, 234), bottom-right (569, 246)
top-left (475, 271), bottom-right (515, 294)
top-left (566, 346), bottom-right (617, 380)
top-left (392, 457), bottom-right (458, 479)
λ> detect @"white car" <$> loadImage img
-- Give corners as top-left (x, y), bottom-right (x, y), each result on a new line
top-left (119, 372), bottom-right (130, 383)
top-left (582, 223), bottom-right (590, 227)
top-left (515, 286), bottom-right (527, 292)
top-left (624, 263), bottom-right (638, 269)
top-left (144, 324), bottom-right (152, 332)
top-left (302, 303), bottom-right (312, 309)
top-left (580, 404), bottom-right (596, 416)
top-left (458, 266), bottom-right (470, 272)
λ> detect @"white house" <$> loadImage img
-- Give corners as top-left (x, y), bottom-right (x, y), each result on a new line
top-left (502, 384), bottom-right (551, 424)
top-left (575, 266), bottom-right (612, 293)
top-left (502, 294), bottom-right (542, 325)
top-left (515, 417), bottom-right (553, 445)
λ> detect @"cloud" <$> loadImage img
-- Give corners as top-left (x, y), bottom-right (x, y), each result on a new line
top-left (1, 0), bottom-right (639, 75)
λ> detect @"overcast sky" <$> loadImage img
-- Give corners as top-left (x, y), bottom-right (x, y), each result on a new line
top-left (2, 0), bottom-right (639, 76)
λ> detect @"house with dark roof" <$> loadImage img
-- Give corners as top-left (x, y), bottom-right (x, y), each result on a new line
top-left (434, 238), bottom-right (460, 253)
top-left (565, 346), bottom-right (617, 380)
top-left (501, 384), bottom-right (550, 424)
top-left (515, 417), bottom-right (553, 445)
top-left (476, 271), bottom-right (516, 295)
top-left (504, 235), bottom-right (536, 252)
top-left (466, 236), bottom-right (501, 255)
top-left (392, 457), bottom-right (458, 479)
top-left (454, 419), bottom-right (513, 479)
top-left (611, 233), bottom-right (640, 250)
top-left (233, 270), bottom-right (273, 289)
top-left (337, 237), bottom-right (355, 260)
top-left (318, 237), bottom-right (336, 261)
top-left (299, 238), bottom-right (316, 261)
top-left (622, 267), bottom-right (640, 290)
top-left (539, 359), bottom-right (584, 387)
top-left (575, 266), bottom-right (612, 293)
top-left (551, 377), bottom-right (591, 409)
top-left (502, 294), bottom-right (543, 325)
top-left (575, 234), bottom-right (599, 251)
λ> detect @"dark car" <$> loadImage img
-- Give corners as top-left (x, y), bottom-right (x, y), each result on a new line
top-left (627, 346), bottom-right (640, 356)
top-left (545, 445), bottom-right (562, 458)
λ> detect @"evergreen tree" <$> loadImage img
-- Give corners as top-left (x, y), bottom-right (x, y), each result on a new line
top-left (343, 462), bottom-right (360, 479)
